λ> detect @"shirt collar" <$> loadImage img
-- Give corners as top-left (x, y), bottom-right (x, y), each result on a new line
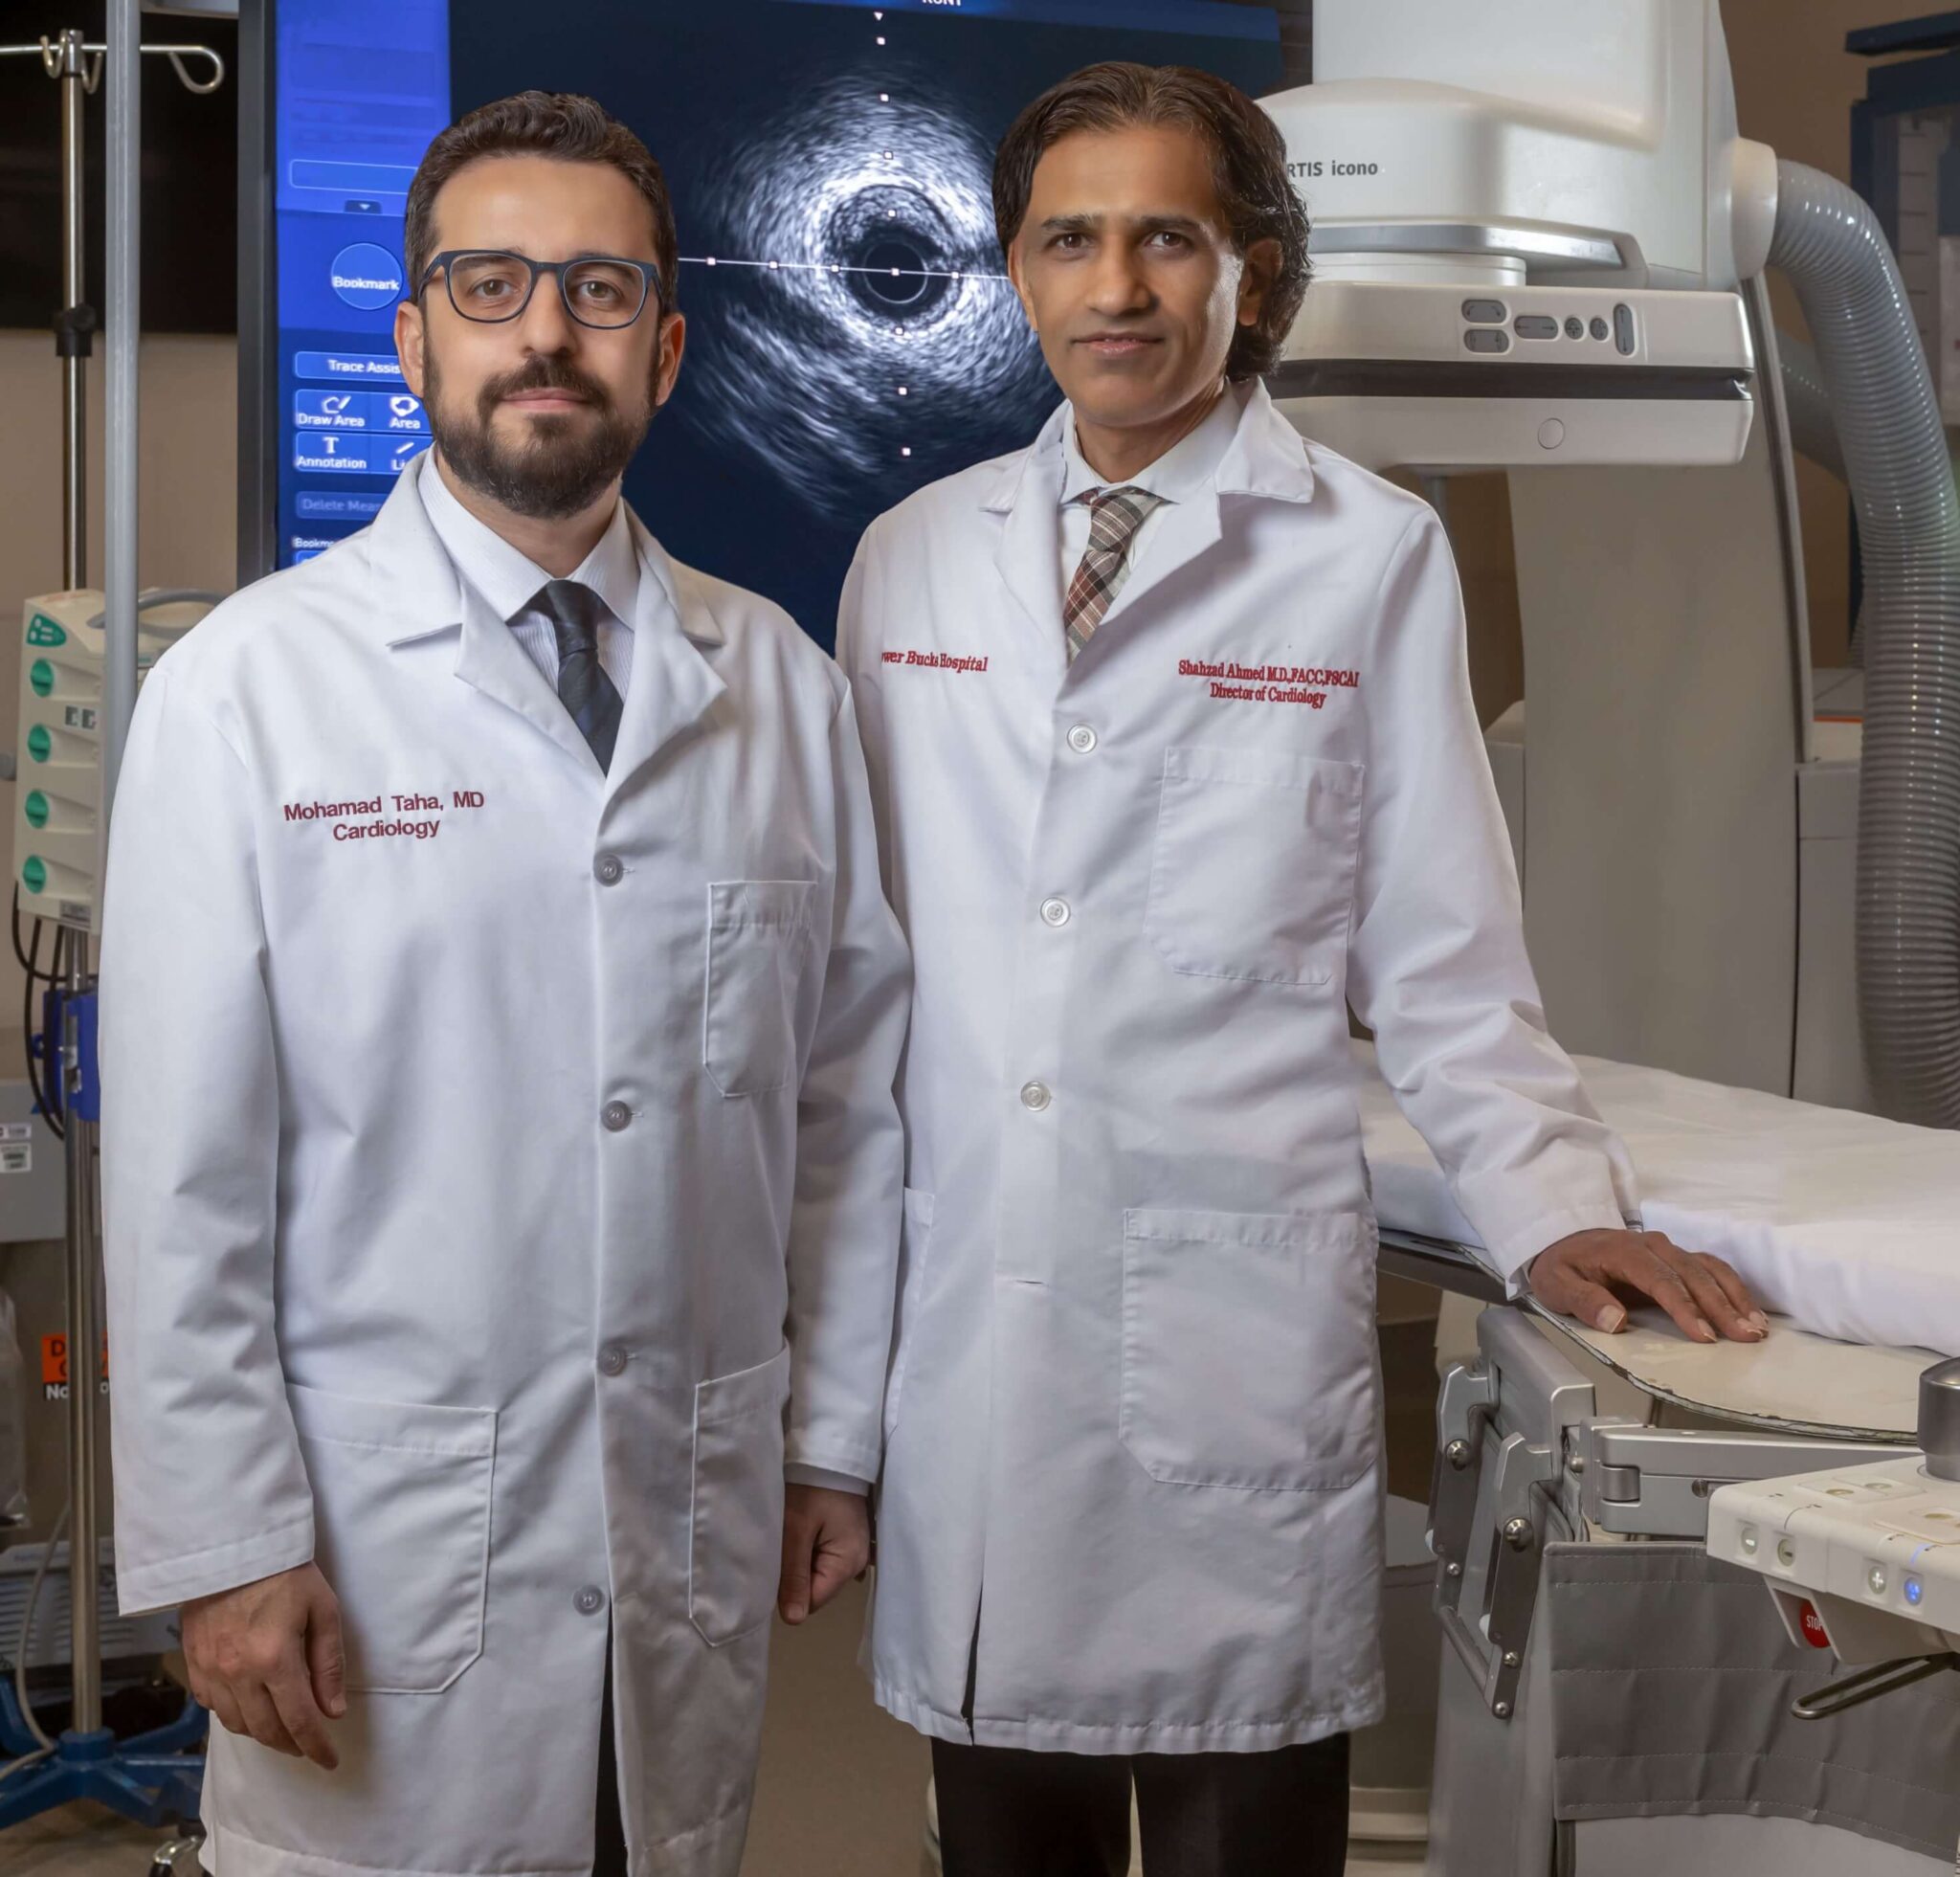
top-left (418, 452), bottom-right (640, 629)
top-left (1058, 379), bottom-right (1251, 508)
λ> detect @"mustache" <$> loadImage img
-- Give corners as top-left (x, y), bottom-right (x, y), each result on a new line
top-left (478, 356), bottom-right (614, 416)
top-left (428, 343), bottom-right (650, 524)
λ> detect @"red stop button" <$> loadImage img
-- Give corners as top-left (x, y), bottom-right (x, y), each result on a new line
top-left (1797, 1600), bottom-right (1832, 1649)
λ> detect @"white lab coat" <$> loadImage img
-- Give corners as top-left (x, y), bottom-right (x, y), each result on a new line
top-left (836, 384), bottom-right (1639, 1754)
top-left (100, 455), bottom-right (909, 1877)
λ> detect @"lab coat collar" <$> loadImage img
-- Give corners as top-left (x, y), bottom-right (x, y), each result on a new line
top-left (979, 382), bottom-right (1316, 666)
top-left (1214, 379), bottom-right (1317, 503)
top-left (368, 454), bottom-right (725, 785)
top-left (365, 454), bottom-right (471, 642)
top-left (1058, 378), bottom-right (1247, 508)
top-left (371, 453), bottom-right (724, 648)
top-left (980, 376), bottom-right (1317, 519)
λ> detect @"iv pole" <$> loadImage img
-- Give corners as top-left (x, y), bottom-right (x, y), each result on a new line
top-left (0, 11), bottom-right (224, 1829)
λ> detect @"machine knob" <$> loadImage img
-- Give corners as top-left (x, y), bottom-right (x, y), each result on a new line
top-left (1918, 1358), bottom-right (1960, 1481)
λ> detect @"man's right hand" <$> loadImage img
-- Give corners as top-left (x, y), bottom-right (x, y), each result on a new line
top-left (182, 1561), bottom-right (347, 1770)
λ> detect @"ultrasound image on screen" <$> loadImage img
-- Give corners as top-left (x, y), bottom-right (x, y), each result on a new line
top-left (448, 0), bottom-right (1284, 647)
top-left (679, 62), bottom-right (1053, 526)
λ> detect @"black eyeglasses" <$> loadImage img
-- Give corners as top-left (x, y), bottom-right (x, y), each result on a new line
top-left (417, 250), bottom-right (663, 330)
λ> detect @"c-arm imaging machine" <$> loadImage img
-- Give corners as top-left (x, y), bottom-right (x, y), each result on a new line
top-left (1263, 4), bottom-right (1960, 1871)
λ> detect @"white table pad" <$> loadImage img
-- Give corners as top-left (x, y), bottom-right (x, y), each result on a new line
top-left (1356, 1041), bottom-right (1960, 1424)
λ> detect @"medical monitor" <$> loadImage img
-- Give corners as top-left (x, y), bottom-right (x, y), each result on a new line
top-left (241, 0), bottom-right (1297, 647)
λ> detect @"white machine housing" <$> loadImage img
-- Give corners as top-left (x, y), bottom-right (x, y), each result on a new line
top-left (1289, 0), bottom-right (1775, 291)
top-left (14, 591), bottom-right (205, 933)
top-left (1266, 0), bottom-right (1778, 472)
top-left (1283, 280), bottom-right (1754, 470)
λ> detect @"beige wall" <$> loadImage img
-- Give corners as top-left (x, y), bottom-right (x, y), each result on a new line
top-left (0, 329), bottom-right (238, 1021)
top-left (0, 329), bottom-right (239, 603)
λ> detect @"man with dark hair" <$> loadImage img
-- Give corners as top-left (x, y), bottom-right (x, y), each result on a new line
top-left (837, 61), bottom-right (1763, 1875)
top-left (101, 91), bottom-right (908, 1877)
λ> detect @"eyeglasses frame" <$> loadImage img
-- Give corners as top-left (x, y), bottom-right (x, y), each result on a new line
top-left (415, 249), bottom-right (667, 330)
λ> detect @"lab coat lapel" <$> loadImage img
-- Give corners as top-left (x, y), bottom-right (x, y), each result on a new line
top-left (602, 515), bottom-right (728, 798)
top-left (986, 419), bottom-right (1069, 683)
top-left (452, 582), bottom-right (602, 775)
top-left (1073, 385), bottom-right (1315, 644)
top-left (1086, 492), bottom-right (1223, 640)
top-left (370, 459), bottom-right (602, 775)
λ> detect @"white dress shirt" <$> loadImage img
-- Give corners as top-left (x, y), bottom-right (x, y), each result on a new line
top-left (1058, 378), bottom-right (1252, 601)
top-left (417, 454), bottom-right (640, 694)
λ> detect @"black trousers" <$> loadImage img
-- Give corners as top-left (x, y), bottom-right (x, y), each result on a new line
top-left (932, 1733), bottom-right (1350, 1877)
top-left (594, 1641), bottom-right (630, 1877)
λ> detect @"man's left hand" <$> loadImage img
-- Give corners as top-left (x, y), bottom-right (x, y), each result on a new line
top-left (778, 1485), bottom-right (872, 1626)
top-left (1528, 1229), bottom-right (1769, 1345)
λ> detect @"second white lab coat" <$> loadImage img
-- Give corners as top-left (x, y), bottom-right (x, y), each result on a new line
top-left (836, 384), bottom-right (1638, 1754)
top-left (100, 456), bottom-right (909, 1876)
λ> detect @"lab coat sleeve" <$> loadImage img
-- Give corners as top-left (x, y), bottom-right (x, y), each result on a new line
top-left (783, 1464), bottom-right (872, 1496)
top-left (100, 667), bottom-right (316, 1615)
top-left (782, 675), bottom-right (910, 1484)
top-left (1346, 510), bottom-right (1641, 1290)
top-left (833, 532), bottom-right (894, 887)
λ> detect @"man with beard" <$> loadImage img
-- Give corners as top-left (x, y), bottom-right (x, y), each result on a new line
top-left (100, 93), bottom-right (907, 1877)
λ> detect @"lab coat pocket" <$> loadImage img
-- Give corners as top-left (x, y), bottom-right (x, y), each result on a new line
top-left (1120, 1209), bottom-right (1377, 1492)
top-left (1145, 746), bottom-right (1364, 987)
top-left (689, 1342), bottom-right (792, 1646)
top-left (703, 880), bottom-right (818, 1097)
top-left (287, 1384), bottom-right (497, 1694)
top-left (882, 1188), bottom-right (937, 1443)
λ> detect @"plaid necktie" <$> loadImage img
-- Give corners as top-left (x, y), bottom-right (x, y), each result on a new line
top-left (1064, 485), bottom-right (1167, 661)
top-left (538, 579), bottom-right (624, 771)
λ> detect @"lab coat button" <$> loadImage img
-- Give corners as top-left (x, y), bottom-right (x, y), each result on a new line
top-left (1040, 898), bottom-right (1071, 927)
top-left (1067, 724), bottom-right (1098, 754)
top-left (574, 1584), bottom-right (607, 1617)
top-left (1019, 1081), bottom-right (1052, 1112)
top-left (593, 853), bottom-right (624, 885)
top-left (601, 1100), bottom-right (633, 1132)
top-left (598, 1344), bottom-right (629, 1376)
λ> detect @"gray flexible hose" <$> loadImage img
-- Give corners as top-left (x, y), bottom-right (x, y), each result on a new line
top-left (1770, 162), bottom-right (1960, 1128)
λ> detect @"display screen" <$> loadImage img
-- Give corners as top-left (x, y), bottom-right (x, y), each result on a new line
top-left (272, 0), bottom-right (1284, 644)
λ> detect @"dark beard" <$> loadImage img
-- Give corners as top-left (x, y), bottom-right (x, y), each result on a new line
top-left (425, 349), bottom-right (652, 521)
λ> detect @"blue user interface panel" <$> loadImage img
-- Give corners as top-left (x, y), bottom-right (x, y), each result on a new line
top-left (273, 0), bottom-right (1283, 639)
top-left (276, 0), bottom-right (447, 564)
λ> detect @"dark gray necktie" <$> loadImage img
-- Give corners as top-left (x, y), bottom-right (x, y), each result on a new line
top-left (537, 579), bottom-right (624, 771)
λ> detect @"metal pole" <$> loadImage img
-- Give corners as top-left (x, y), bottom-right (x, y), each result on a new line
top-left (62, 983), bottom-right (100, 1736)
top-left (104, 0), bottom-right (141, 830)
top-left (0, 25), bottom-right (220, 1799)
top-left (56, 0), bottom-right (146, 1747)
top-left (56, 27), bottom-right (88, 592)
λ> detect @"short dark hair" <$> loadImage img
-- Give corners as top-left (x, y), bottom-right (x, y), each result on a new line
top-left (992, 62), bottom-right (1311, 383)
top-left (404, 91), bottom-right (679, 314)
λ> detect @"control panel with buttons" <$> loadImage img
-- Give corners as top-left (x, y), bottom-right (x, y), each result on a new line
top-left (1708, 1456), bottom-right (1960, 1667)
top-left (1275, 277), bottom-right (1753, 470)
top-left (1707, 1360), bottom-right (1960, 1672)
top-left (1459, 296), bottom-right (1638, 356)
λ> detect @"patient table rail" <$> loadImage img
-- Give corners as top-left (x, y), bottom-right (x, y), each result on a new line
top-left (1428, 1309), bottom-right (1904, 1726)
